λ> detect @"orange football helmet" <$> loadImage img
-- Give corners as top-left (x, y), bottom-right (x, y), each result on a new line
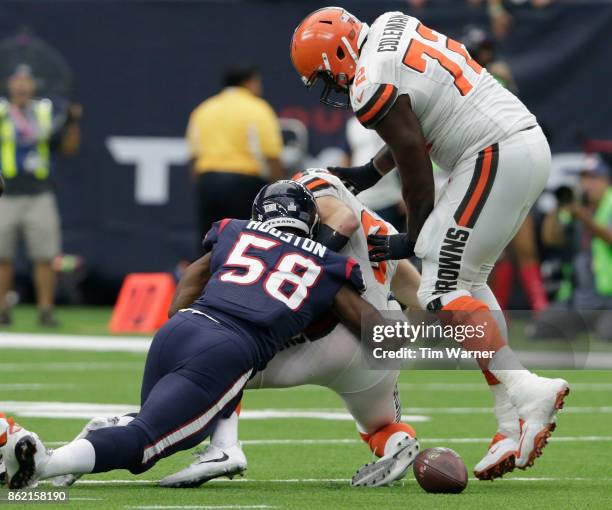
top-left (290, 7), bottom-right (368, 108)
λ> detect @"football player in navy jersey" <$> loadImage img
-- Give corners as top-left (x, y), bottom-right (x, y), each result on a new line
top-left (0, 181), bottom-right (399, 489)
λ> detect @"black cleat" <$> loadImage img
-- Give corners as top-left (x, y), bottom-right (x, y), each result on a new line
top-left (9, 436), bottom-right (38, 490)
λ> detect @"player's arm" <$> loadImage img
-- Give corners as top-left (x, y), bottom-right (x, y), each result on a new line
top-left (371, 144), bottom-right (397, 175)
top-left (375, 96), bottom-right (434, 242)
top-left (367, 96), bottom-right (434, 262)
top-left (169, 252), bottom-right (212, 317)
top-left (390, 259), bottom-right (422, 310)
top-left (313, 195), bottom-right (360, 251)
top-left (332, 284), bottom-right (382, 337)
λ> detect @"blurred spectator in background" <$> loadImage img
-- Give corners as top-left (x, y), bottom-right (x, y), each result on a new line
top-left (0, 64), bottom-right (81, 326)
top-left (537, 155), bottom-right (612, 341)
top-left (187, 66), bottom-right (284, 244)
top-left (461, 26), bottom-right (517, 92)
top-left (465, 0), bottom-right (556, 39)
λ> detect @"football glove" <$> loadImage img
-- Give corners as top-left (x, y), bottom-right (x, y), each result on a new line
top-left (328, 159), bottom-right (381, 193)
top-left (368, 233), bottom-right (416, 262)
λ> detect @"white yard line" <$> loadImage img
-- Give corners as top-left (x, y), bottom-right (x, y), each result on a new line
top-left (0, 384), bottom-right (74, 390)
top-left (126, 507), bottom-right (278, 510)
top-left (0, 333), bottom-right (150, 352)
top-left (0, 362), bottom-right (143, 371)
top-left (0, 401), bottom-right (431, 422)
top-left (40, 477), bottom-right (612, 487)
top-left (398, 382), bottom-right (612, 392)
top-left (3, 332), bottom-right (612, 368)
top-left (45, 435), bottom-right (612, 448)
top-left (4, 400), bottom-right (611, 420)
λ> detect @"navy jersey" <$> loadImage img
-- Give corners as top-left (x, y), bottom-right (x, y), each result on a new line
top-left (193, 219), bottom-right (365, 364)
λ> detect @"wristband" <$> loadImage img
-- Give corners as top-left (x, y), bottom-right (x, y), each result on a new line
top-left (314, 224), bottom-right (350, 252)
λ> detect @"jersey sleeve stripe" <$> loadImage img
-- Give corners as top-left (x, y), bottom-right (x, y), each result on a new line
top-left (356, 84), bottom-right (398, 128)
top-left (305, 178), bottom-right (333, 192)
top-left (345, 257), bottom-right (358, 279)
top-left (218, 218), bottom-right (232, 233)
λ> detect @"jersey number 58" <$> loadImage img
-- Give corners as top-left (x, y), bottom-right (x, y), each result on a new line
top-left (220, 233), bottom-right (322, 311)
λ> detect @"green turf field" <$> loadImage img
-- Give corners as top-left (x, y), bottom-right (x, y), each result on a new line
top-left (1, 307), bottom-right (612, 509)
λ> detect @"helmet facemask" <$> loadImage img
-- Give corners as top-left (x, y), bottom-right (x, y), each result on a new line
top-left (305, 69), bottom-right (351, 109)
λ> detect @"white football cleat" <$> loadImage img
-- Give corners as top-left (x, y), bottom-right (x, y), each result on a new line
top-left (351, 436), bottom-right (420, 487)
top-left (509, 377), bottom-right (570, 469)
top-left (473, 432), bottom-right (518, 480)
top-left (159, 443), bottom-right (247, 488)
top-left (52, 416), bottom-right (127, 487)
top-left (0, 416), bottom-right (50, 490)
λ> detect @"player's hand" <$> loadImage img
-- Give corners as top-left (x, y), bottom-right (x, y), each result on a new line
top-left (368, 233), bottom-right (416, 262)
top-left (328, 159), bottom-right (381, 193)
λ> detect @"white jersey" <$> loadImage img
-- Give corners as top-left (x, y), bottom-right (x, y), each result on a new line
top-left (350, 12), bottom-right (537, 171)
top-left (293, 169), bottom-right (399, 310)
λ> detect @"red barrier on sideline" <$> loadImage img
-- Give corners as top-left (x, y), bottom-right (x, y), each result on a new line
top-left (109, 273), bottom-right (176, 334)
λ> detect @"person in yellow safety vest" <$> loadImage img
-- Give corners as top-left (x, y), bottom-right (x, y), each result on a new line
top-left (0, 64), bottom-right (81, 326)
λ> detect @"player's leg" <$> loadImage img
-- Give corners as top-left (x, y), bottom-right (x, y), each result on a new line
top-left (511, 213), bottom-right (549, 313)
top-left (471, 285), bottom-right (521, 478)
top-left (416, 128), bottom-right (568, 477)
top-left (0, 195), bottom-right (21, 324)
top-left (160, 323), bottom-right (360, 487)
top-left (23, 192), bottom-right (62, 325)
top-left (332, 369), bottom-right (418, 487)
top-left (52, 310), bottom-right (188, 487)
top-left (0, 315), bottom-right (254, 489)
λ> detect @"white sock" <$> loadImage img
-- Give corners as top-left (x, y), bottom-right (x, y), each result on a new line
top-left (489, 346), bottom-right (534, 389)
top-left (489, 383), bottom-right (520, 438)
top-left (211, 412), bottom-right (239, 449)
top-left (39, 439), bottom-right (95, 479)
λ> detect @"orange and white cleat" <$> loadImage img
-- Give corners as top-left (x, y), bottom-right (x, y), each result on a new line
top-left (0, 414), bottom-right (50, 490)
top-left (473, 432), bottom-right (518, 480)
top-left (510, 377), bottom-right (570, 470)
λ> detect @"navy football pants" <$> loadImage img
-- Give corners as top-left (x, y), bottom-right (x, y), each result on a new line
top-left (86, 311), bottom-right (256, 474)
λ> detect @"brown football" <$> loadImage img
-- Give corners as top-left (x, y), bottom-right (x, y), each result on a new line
top-left (413, 447), bottom-right (468, 494)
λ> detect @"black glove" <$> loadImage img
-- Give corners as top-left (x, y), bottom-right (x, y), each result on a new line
top-left (368, 233), bottom-right (416, 262)
top-left (328, 159), bottom-right (381, 193)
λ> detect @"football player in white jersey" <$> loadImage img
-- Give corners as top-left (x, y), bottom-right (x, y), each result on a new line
top-left (50, 170), bottom-right (424, 489)
top-left (290, 7), bottom-right (570, 480)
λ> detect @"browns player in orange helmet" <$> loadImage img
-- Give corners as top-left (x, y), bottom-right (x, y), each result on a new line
top-left (291, 7), bottom-right (570, 481)
top-left (291, 7), bottom-right (367, 108)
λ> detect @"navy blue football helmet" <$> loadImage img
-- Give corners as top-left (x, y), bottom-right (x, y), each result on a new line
top-left (252, 180), bottom-right (319, 237)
